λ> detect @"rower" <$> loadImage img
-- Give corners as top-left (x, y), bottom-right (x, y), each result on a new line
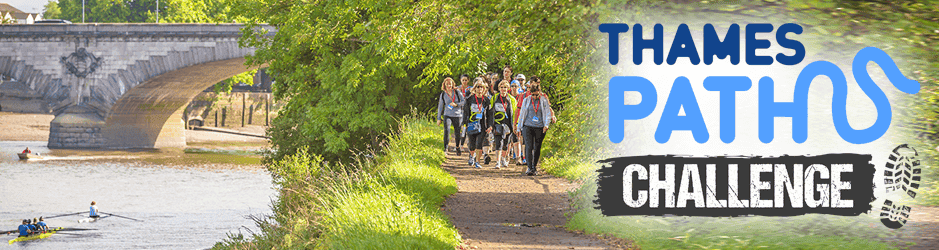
top-left (17, 220), bottom-right (31, 237)
top-left (36, 217), bottom-right (48, 232)
top-left (25, 219), bottom-right (37, 235)
top-left (31, 218), bottom-right (41, 233)
top-left (90, 201), bottom-right (100, 218)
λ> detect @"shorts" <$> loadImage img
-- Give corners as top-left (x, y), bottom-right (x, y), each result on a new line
top-left (467, 132), bottom-right (486, 151)
top-left (492, 132), bottom-right (511, 151)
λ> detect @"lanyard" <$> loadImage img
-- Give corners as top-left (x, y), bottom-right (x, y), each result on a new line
top-left (474, 95), bottom-right (482, 113)
top-left (449, 90), bottom-right (457, 103)
top-left (532, 97), bottom-right (539, 113)
top-left (499, 95), bottom-right (508, 112)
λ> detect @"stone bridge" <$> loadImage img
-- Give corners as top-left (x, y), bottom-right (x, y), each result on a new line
top-left (0, 24), bottom-right (272, 148)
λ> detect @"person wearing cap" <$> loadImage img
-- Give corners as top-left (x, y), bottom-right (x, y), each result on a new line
top-left (36, 217), bottom-right (48, 232)
top-left (17, 220), bottom-right (31, 237)
top-left (90, 201), bottom-right (100, 218)
top-left (515, 74), bottom-right (527, 94)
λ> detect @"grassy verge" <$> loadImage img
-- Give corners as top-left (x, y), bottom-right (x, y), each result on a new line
top-left (213, 115), bottom-right (460, 249)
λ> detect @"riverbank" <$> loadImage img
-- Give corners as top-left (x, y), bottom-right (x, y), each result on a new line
top-left (0, 111), bottom-right (269, 168)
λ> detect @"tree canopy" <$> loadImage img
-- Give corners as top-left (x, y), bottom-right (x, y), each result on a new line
top-left (43, 0), bottom-right (61, 20)
top-left (235, 0), bottom-right (624, 163)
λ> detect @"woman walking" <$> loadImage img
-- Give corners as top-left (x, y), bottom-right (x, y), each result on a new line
top-left (516, 84), bottom-right (552, 176)
top-left (462, 78), bottom-right (491, 168)
top-left (491, 80), bottom-right (516, 169)
top-left (437, 77), bottom-right (464, 155)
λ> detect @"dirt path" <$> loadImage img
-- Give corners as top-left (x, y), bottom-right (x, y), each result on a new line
top-left (897, 206), bottom-right (939, 249)
top-left (441, 148), bottom-right (625, 249)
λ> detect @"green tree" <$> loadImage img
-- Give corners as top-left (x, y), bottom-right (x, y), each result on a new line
top-left (235, 0), bottom-right (622, 163)
top-left (43, 0), bottom-right (61, 20)
top-left (145, 0), bottom-right (246, 23)
top-left (57, 0), bottom-right (159, 23)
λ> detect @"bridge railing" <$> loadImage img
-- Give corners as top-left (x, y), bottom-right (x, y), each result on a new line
top-left (0, 24), bottom-right (275, 37)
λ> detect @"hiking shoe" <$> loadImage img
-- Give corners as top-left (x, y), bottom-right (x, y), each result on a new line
top-left (456, 147), bottom-right (462, 156)
top-left (520, 158), bottom-right (527, 165)
top-left (484, 155), bottom-right (491, 165)
top-left (474, 162), bottom-right (482, 169)
top-left (494, 162), bottom-right (501, 169)
top-left (468, 156), bottom-right (474, 165)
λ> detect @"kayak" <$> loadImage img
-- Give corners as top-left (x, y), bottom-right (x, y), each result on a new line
top-left (8, 227), bottom-right (62, 244)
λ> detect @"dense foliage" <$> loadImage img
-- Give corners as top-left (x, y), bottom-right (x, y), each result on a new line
top-left (235, 0), bottom-right (633, 163)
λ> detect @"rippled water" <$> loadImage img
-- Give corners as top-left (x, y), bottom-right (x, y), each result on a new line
top-left (0, 142), bottom-right (275, 249)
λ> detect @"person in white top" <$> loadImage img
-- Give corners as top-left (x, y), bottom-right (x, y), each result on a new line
top-left (90, 201), bottom-right (100, 218)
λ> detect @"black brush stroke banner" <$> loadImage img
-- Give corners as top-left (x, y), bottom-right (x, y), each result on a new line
top-left (595, 154), bottom-right (875, 217)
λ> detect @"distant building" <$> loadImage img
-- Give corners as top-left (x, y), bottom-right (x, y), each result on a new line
top-left (0, 3), bottom-right (41, 24)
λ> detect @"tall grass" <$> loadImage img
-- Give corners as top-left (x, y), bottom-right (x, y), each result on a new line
top-left (213, 114), bottom-right (460, 249)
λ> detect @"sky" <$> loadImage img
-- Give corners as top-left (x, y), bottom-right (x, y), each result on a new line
top-left (3, 0), bottom-right (47, 15)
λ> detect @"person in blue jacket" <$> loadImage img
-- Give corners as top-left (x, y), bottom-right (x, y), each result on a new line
top-left (36, 217), bottom-right (48, 232)
top-left (17, 219), bottom-right (32, 237)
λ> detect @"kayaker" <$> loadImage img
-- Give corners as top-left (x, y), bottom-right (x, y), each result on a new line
top-left (36, 217), bottom-right (48, 232)
top-left (90, 201), bottom-right (100, 218)
top-left (17, 220), bottom-right (31, 237)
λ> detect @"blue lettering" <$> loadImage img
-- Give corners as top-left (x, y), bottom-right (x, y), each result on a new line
top-left (655, 77), bottom-right (708, 143)
top-left (633, 24), bottom-right (664, 65)
top-left (667, 24), bottom-right (701, 65)
top-left (704, 76), bottom-right (752, 143)
top-left (746, 23), bottom-right (774, 65)
top-left (599, 23), bottom-right (630, 65)
top-left (703, 24), bottom-right (740, 65)
top-left (609, 76), bottom-right (658, 143)
top-left (775, 23), bottom-right (805, 65)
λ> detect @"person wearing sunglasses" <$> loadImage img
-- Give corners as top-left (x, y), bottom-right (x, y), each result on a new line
top-left (463, 78), bottom-right (492, 168)
top-left (515, 84), bottom-right (552, 176)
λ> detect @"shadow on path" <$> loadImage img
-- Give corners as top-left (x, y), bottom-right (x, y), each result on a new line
top-left (440, 148), bottom-right (625, 249)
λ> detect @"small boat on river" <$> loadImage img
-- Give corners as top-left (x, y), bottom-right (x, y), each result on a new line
top-left (7, 227), bottom-right (62, 244)
top-left (17, 153), bottom-right (42, 160)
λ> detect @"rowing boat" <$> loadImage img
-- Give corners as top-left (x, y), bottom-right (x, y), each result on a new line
top-left (16, 153), bottom-right (42, 160)
top-left (77, 216), bottom-right (106, 223)
top-left (7, 227), bottom-right (62, 244)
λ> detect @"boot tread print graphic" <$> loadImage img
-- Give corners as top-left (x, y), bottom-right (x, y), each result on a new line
top-left (884, 144), bottom-right (921, 198)
top-left (879, 199), bottom-right (911, 229)
top-left (879, 144), bottom-right (922, 229)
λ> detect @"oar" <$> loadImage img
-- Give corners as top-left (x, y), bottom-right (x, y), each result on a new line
top-left (99, 212), bottom-right (141, 222)
top-left (56, 228), bottom-right (96, 232)
top-left (44, 211), bottom-right (86, 219)
top-left (0, 229), bottom-right (15, 234)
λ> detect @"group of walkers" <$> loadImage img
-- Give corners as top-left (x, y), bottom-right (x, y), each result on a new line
top-left (436, 65), bottom-right (555, 176)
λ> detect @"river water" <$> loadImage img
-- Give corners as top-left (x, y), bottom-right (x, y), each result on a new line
top-left (0, 141), bottom-right (275, 249)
